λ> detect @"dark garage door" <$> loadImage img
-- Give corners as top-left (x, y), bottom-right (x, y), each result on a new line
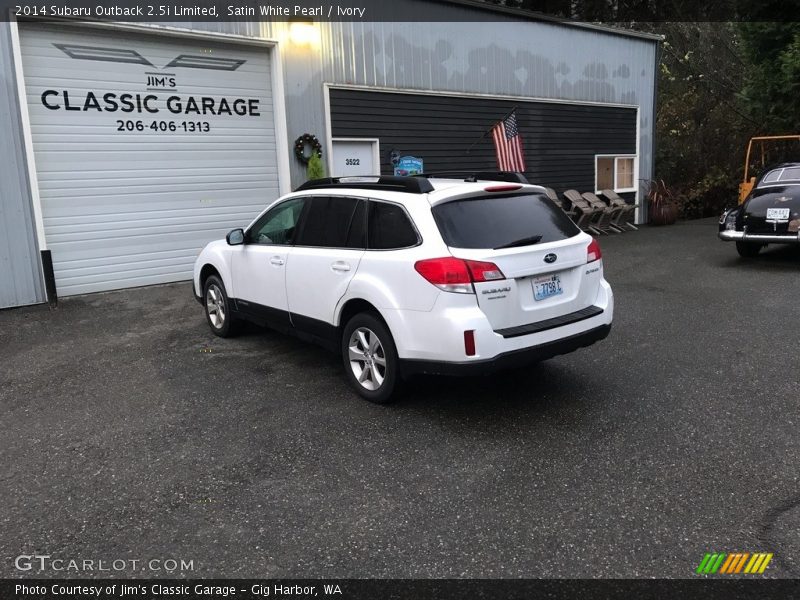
top-left (329, 88), bottom-right (637, 195)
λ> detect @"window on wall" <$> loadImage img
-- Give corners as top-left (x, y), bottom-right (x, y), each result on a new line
top-left (596, 156), bottom-right (636, 192)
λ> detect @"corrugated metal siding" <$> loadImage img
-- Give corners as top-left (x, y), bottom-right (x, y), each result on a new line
top-left (330, 88), bottom-right (636, 193)
top-left (316, 17), bottom-right (655, 203)
top-left (0, 22), bottom-right (44, 309)
top-left (3, 6), bottom-right (657, 303)
top-left (118, 7), bottom-right (657, 191)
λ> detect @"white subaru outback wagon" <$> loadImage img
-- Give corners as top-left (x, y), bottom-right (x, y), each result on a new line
top-left (193, 173), bottom-right (613, 403)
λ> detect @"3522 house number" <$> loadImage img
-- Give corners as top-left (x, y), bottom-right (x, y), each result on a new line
top-left (116, 120), bottom-right (211, 133)
top-left (345, 158), bottom-right (360, 166)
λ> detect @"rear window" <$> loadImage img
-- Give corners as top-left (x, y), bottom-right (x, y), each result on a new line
top-left (432, 193), bottom-right (580, 250)
top-left (759, 167), bottom-right (800, 185)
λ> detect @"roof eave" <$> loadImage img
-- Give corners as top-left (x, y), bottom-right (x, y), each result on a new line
top-left (438, 0), bottom-right (664, 43)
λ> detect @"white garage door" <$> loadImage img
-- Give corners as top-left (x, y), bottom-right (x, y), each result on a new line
top-left (19, 24), bottom-right (280, 296)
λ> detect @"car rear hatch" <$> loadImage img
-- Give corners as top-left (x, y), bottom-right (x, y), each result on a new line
top-left (743, 185), bottom-right (800, 235)
top-left (431, 190), bottom-right (601, 332)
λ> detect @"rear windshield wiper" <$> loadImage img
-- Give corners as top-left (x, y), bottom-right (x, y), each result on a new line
top-left (494, 235), bottom-right (542, 250)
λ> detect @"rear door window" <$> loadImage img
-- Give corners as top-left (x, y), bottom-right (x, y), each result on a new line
top-left (295, 196), bottom-right (366, 249)
top-left (432, 193), bottom-right (580, 249)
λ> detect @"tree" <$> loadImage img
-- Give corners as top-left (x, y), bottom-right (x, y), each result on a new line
top-left (738, 23), bottom-right (800, 133)
top-left (635, 22), bottom-right (753, 217)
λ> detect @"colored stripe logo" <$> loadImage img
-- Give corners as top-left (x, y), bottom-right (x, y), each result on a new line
top-left (696, 552), bottom-right (773, 574)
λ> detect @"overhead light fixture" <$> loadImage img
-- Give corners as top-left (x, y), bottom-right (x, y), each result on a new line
top-left (289, 19), bottom-right (319, 46)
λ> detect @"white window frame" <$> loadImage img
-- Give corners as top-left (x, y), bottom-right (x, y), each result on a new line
top-left (595, 154), bottom-right (638, 194)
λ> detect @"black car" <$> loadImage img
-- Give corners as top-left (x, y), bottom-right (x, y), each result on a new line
top-left (719, 162), bottom-right (800, 257)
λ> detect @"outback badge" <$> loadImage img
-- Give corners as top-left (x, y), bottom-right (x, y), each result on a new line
top-left (544, 253), bottom-right (557, 263)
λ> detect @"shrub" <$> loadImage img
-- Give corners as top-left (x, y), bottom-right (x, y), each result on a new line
top-left (307, 152), bottom-right (325, 180)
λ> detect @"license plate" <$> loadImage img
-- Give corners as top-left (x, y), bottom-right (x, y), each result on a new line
top-left (766, 208), bottom-right (790, 220)
top-left (533, 273), bottom-right (563, 301)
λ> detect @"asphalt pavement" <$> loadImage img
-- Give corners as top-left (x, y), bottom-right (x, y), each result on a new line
top-left (1, 218), bottom-right (799, 579)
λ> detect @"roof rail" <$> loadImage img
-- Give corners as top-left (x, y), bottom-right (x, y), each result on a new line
top-left (414, 171), bottom-right (531, 184)
top-left (295, 176), bottom-right (434, 194)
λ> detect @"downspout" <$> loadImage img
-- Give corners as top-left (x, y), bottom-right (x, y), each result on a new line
top-left (645, 37), bottom-right (663, 224)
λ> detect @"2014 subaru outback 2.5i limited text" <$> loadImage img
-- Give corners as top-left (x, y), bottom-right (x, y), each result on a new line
top-left (193, 173), bottom-right (613, 403)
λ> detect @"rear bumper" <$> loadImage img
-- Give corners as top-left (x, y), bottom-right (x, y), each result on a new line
top-left (399, 323), bottom-right (611, 377)
top-left (719, 230), bottom-right (800, 243)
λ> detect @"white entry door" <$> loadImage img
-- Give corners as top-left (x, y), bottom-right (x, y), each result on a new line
top-left (331, 139), bottom-right (379, 177)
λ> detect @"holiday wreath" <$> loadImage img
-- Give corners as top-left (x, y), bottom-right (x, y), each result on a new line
top-left (294, 133), bottom-right (323, 164)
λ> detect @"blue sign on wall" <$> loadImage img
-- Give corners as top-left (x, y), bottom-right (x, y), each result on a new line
top-left (394, 156), bottom-right (424, 176)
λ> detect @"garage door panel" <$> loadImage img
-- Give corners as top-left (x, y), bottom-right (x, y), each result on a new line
top-left (56, 254), bottom-right (198, 281)
top-left (44, 214), bottom-right (259, 238)
top-left (38, 188), bottom-right (269, 213)
top-left (36, 175), bottom-right (274, 192)
top-left (20, 24), bottom-right (278, 296)
top-left (52, 238), bottom-right (217, 263)
top-left (58, 269), bottom-right (199, 297)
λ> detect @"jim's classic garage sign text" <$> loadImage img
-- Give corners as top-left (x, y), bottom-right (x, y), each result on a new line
top-left (39, 43), bottom-right (262, 134)
top-left (40, 90), bottom-right (261, 133)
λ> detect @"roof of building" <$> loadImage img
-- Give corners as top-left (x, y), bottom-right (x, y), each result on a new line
top-left (440, 0), bottom-right (664, 42)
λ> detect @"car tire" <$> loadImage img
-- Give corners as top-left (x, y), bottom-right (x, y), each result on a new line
top-left (736, 241), bottom-right (763, 258)
top-left (203, 275), bottom-right (239, 338)
top-left (341, 312), bottom-right (401, 404)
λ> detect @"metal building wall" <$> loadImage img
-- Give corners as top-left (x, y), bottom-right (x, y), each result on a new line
top-left (315, 19), bottom-right (657, 197)
top-left (119, 6), bottom-right (658, 190)
top-left (2, 5), bottom-right (657, 305)
top-left (0, 21), bottom-right (44, 309)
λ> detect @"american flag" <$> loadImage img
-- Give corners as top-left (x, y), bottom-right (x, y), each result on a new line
top-left (491, 111), bottom-right (526, 172)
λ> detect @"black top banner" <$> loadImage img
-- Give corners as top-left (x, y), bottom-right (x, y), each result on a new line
top-left (4, 579), bottom-right (800, 600)
top-left (1, 0), bottom-right (799, 22)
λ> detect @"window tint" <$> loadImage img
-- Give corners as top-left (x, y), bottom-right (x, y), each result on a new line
top-left (345, 199), bottom-right (367, 248)
top-left (432, 193), bottom-right (580, 250)
top-left (368, 202), bottom-right (418, 249)
top-left (295, 196), bottom-right (365, 249)
top-left (248, 197), bottom-right (305, 245)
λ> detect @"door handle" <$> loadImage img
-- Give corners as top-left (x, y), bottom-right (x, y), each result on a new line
top-left (270, 257), bottom-right (285, 266)
top-left (331, 261), bottom-right (351, 273)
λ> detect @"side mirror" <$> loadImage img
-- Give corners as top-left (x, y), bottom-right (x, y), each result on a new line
top-left (226, 228), bottom-right (245, 245)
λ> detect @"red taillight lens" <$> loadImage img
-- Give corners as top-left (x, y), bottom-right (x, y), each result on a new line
top-left (414, 258), bottom-right (505, 293)
top-left (464, 259), bottom-right (505, 282)
top-left (587, 238), bottom-right (602, 263)
top-left (414, 257), bottom-right (472, 285)
top-left (484, 184), bottom-right (522, 192)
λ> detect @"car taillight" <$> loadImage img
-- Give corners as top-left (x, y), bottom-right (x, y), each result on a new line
top-left (464, 259), bottom-right (505, 282)
top-left (484, 184), bottom-right (522, 192)
top-left (414, 257), bottom-right (505, 293)
top-left (587, 238), bottom-right (602, 263)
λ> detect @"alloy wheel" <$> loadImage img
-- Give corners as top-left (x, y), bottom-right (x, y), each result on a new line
top-left (206, 284), bottom-right (226, 328)
top-left (347, 327), bottom-right (387, 391)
